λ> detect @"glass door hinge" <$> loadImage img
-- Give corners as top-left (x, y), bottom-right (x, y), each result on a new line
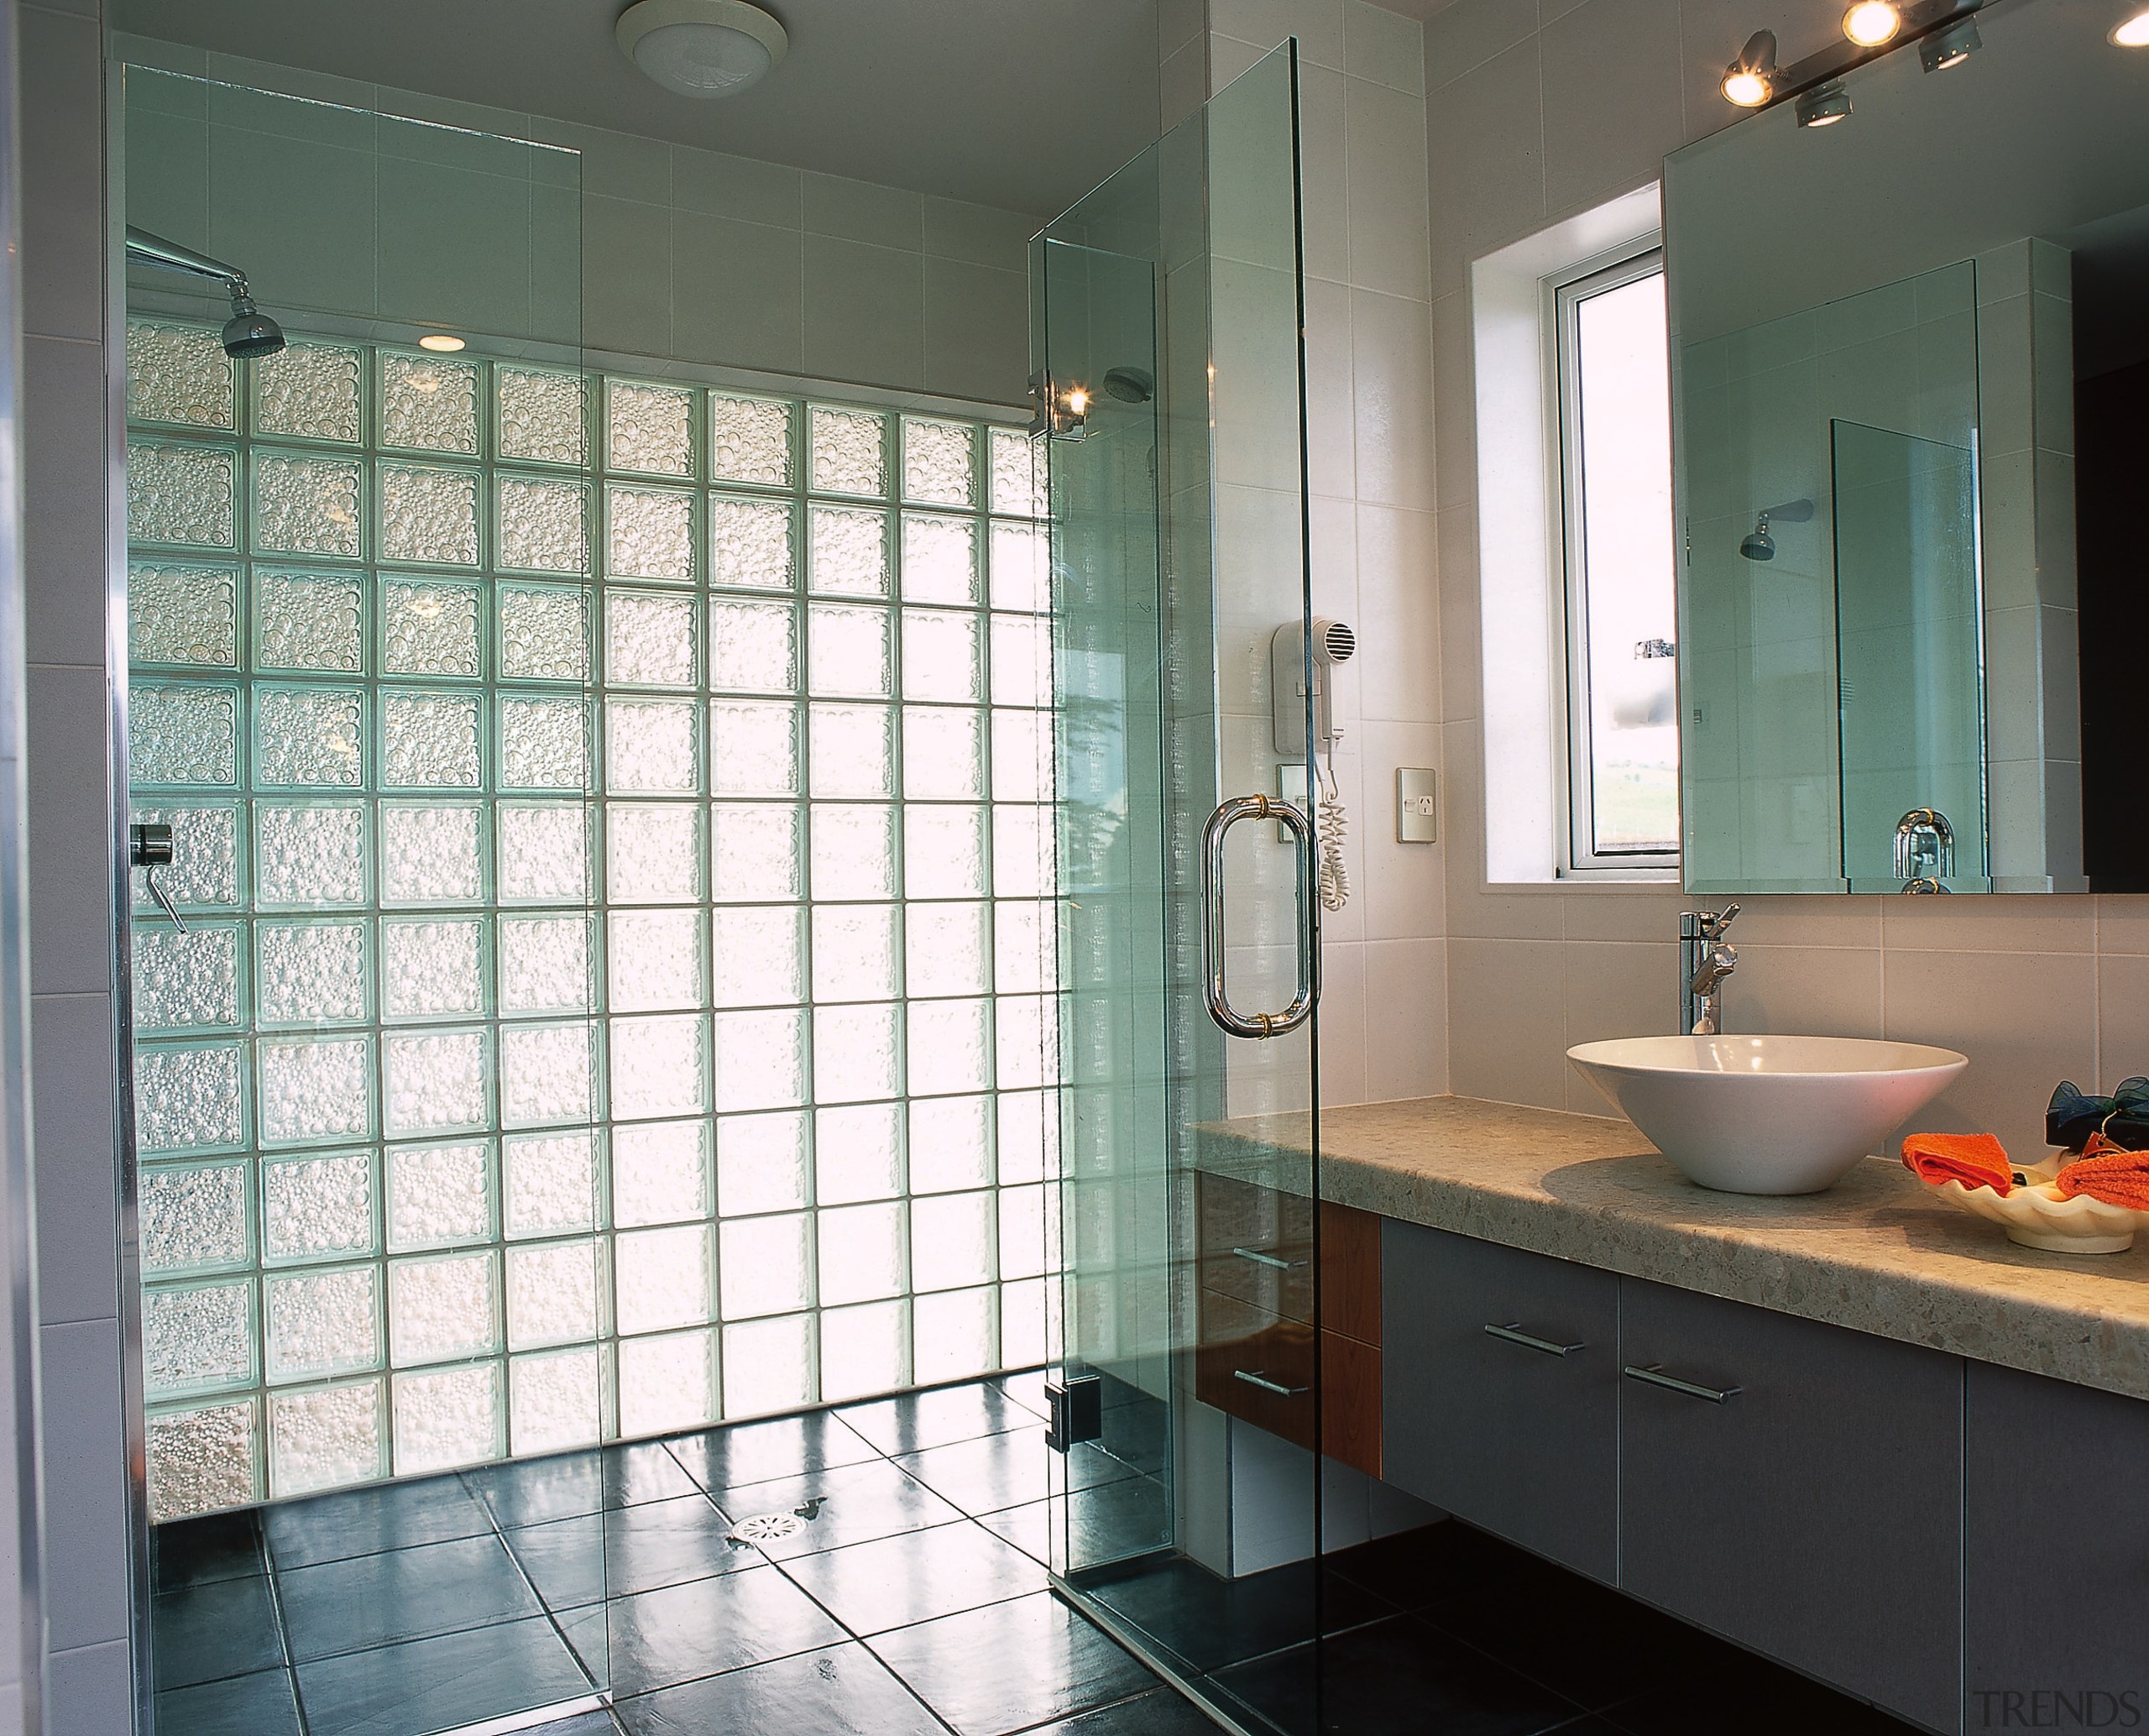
top-left (1044, 1373), bottom-right (1102, 1452)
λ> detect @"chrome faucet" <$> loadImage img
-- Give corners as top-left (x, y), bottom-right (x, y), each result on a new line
top-left (1893, 808), bottom-right (1954, 893)
top-left (1681, 905), bottom-right (1739, 1036)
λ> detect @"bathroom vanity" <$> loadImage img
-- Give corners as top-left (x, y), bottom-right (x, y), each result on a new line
top-left (1198, 1098), bottom-right (2149, 1736)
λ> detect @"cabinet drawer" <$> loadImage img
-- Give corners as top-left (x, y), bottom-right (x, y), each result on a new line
top-left (1381, 1221), bottom-right (1618, 1582)
top-left (1195, 1287), bottom-right (1383, 1478)
top-left (1198, 1173), bottom-right (1314, 1322)
top-left (1619, 1279), bottom-right (1963, 1733)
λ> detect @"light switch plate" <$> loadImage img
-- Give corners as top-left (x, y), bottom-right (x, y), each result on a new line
top-left (1397, 767), bottom-right (1437, 843)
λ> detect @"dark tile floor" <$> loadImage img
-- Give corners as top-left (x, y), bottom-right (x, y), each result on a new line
top-left (151, 1373), bottom-right (1926, 1736)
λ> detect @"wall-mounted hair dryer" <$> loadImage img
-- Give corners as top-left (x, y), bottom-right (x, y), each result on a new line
top-left (1271, 619), bottom-right (1357, 912)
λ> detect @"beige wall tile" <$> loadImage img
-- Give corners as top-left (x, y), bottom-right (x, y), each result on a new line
top-left (1448, 936), bottom-right (1567, 1106)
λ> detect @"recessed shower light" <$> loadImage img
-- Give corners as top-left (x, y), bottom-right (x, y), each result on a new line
top-left (1796, 80), bottom-right (1854, 127)
top-left (616, 0), bottom-right (788, 99)
top-left (1721, 29), bottom-right (1778, 105)
top-left (1843, 2), bottom-right (1902, 46)
top-left (2114, 6), bottom-right (2149, 45)
top-left (418, 332), bottom-right (466, 353)
top-left (1920, 18), bottom-right (1982, 69)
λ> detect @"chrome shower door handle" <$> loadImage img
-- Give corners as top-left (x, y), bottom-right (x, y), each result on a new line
top-left (129, 822), bottom-right (188, 933)
top-left (1200, 794), bottom-right (1320, 1039)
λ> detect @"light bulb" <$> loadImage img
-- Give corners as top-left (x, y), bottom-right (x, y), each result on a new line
top-left (418, 332), bottom-right (466, 353)
top-left (1721, 29), bottom-right (1777, 107)
top-left (1065, 388), bottom-right (1090, 416)
top-left (2114, 5), bottom-right (2149, 44)
top-left (1843, 2), bottom-right (1901, 46)
top-left (1722, 67), bottom-right (1770, 106)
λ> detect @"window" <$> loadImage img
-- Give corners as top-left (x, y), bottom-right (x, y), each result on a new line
top-left (1554, 250), bottom-right (1679, 871)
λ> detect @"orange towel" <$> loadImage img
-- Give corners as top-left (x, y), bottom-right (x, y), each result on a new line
top-left (1901, 1132), bottom-right (2014, 1196)
top-left (2056, 1133), bottom-right (2149, 1211)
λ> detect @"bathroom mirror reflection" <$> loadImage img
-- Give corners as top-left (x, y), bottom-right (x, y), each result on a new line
top-left (1663, 0), bottom-right (2149, 895)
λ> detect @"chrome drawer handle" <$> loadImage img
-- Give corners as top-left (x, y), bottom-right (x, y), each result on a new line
top-left (1233, 1369), bottom-right (1310, 1398)
top-left (1624, 1362), bottom-right (1741, 1404)
top-left (1232, 1246), bottom-right (1309, 1272)
top-left (1485, 1321), bottom-right (1585, 1357)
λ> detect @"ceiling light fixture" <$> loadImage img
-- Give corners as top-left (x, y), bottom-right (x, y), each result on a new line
top-left (1842, 1), bottom-right (1902, 46)
top-left (417, 332), bottom-right (466, 353)
top-left (1721, 29), bottom-right (1778, 106)
top-left (2114, 5), bottom-right (2149, 45)
top-left (1796, 79), bottom-right (1854, 127)
top-left (616, 0), bottom-right (787, 99)
top-left (1920, 17), bottom-right (1982, 69)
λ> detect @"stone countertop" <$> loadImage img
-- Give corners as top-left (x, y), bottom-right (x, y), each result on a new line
top-left (1197, 1095), bottom-right (2149, 1404)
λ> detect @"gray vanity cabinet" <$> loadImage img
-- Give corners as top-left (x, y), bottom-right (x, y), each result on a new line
top-left (1381, 1221), bottom-right (1619, 1582)
top-left (1618, 1278), bottom-right (1963, 1733)
top-left (1964, 1362), bottom-right (2149, 1720)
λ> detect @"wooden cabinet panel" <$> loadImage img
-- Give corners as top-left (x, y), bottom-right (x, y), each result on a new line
top-left (1320, 1205), bottom-right (1382, 1345)
top-left (1966, 1362), bottom-right (2149, 1726)
top-left (1320, 1329), bottom-right (1382, 1477)
top-left (1381, 1221), bottom-right (1619, 1582)
top-left (1619, 1278), bottom-right (1963, 1733)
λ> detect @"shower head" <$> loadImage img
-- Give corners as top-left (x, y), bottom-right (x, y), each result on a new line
top-left (1102, 366), bottom-right (1155, 405)
top-left (125, 226), bottom-right (286, 358)
top-left (1738, 498), bottom-right (1815, 562)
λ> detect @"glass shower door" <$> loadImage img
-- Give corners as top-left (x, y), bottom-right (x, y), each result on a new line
top-left (1038, 44), bottom-right (1326, 1734)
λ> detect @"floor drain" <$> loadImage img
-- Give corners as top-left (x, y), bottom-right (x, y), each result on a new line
top-left (728, 1511), bottom-right (807, 1544)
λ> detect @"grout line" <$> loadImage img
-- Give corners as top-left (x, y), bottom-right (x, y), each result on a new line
top-left (256, 1522), bottom-right (317, 1736)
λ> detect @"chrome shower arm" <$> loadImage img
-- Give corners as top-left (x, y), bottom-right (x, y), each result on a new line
top-left (124, 226), bottom-right (251, 297)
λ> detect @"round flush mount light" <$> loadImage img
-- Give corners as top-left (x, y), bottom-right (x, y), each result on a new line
top-left (2114, 5), bottom-right (2149, 45)
top-left (417, 332), bottom-right (465, 353)
top-left (616, 0), bottom-right (787, 98)
top-left (1721, 28), bottom-right (1778, 106)
top-left (1842, 1), bottom-right (1902, 46)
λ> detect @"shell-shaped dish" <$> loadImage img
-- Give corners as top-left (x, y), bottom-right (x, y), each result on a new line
top-left (1933, 1161), bottom-right (2142, 1254)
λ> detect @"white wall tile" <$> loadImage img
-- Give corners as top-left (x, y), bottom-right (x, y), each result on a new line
top-left (1364, 937), bottom-right (1448, 1100)
top-left (923, 259), bottom-right (1029, 409)
top-left (29, 993), bottom-right (118, 1330)
top-left (803, 236), bottom-right (924, 390)
top-left (21, 335), bottom-right (107, 669)
top-left (25, 667), bottom-right (113, 999)
top-left (1344, 0), bottom-right (1427, 93)
top-left (804, 173), bottom-right (924, 252)
top-left (670, 144), bottom-right (803, 228)
top-left (20, 7), bottom-right (104, 342)
top-left (581, 195), bottom-right (673, 360)
top-left (1344, 76), bottom-right (1432, 302)
top-left (670, 212), bottom-right (804, 375)
top-left (38, 1320), bottom-right (129, 1651)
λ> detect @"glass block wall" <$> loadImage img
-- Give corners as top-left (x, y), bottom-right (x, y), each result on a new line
top-left (123, 318), bottom-right (1059, 1520)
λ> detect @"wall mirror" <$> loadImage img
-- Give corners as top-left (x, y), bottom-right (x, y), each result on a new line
top-left (1663, 0), bottom-right (2149, 894)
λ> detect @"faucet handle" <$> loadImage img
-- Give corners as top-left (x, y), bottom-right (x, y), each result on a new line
top-left (1712, 902), bottom-right (1741, 935)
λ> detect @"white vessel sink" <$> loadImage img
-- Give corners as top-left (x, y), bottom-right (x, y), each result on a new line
top-left (1566, 1035), bottom-right (1969, 1195)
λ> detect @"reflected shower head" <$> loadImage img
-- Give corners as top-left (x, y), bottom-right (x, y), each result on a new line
top-left (1102, 366), bottom-right (1155, 404)
top-left (125, 226), bottom-right (286, 358)
top-left (1739, 498), bottom-right (1814, 562)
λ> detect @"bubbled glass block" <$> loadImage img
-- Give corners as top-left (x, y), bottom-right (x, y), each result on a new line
top-left (606, 804), bottom-right (701, 903)
top-left (905, 804), bottom-right (988, 898)
top-left (498, 915), bottom-right (592, 1015)
top-left (991, 615), bottom-right (1051, 709)
top-left (910, 1193), bottom-right (994, 1292)
top-left (999, 1183), bottom-right (1048, 1279)
top-left (254, 342), bottom-right (363, 443)
top-left (708, 700), bottom-right (799, 797)
top-left (709, 392), bottom-right (792, 486)
top-left (607, 380), bottom-right (695, 476)
top-left (601, 698), bottom-right (695, 795)
top-left (389, 1250), bottom-right (499, 1364)
top-left (820, 1299), bottom-right (907, 1402)
top-left (381, 691), bottom-right (482, 788)
top-left (902, 705), bottom-right (984, 800)
top-left (989, 521), bottom-right (1050, 613)
top-left (380, 352), bottom-right (480, 455)
top-left (147, 1398), bottom-right (260, 1521)
top-left (994, 902), bottom-right (1053, 994)
top-left (383, 1029), bottom-right (489, 1137)
top-left (913, 1285), bottom-right (996, 1384)
top-left (991, 709), bottom-right (1051, 803)
top-left (510, 1346), bottom-right (602, 1455)
top-left (717, 1212), bottom-right (811, 1320)
top-left (259, 1035), bottom-right (371, 1146)
top-left (818, 1201), bottom-right (905, 1305)
top-left (382, 579), bottom-right (482, 677)
top-left (710, 1008), bottom-right (807, 1113)
top-left (809, 905), bottom-right (897, 1005)
top-left (133, 924), bottom-right (242, 1033)
top-left (498, 803), bottom-right (589, 904)
top-left (254, 919), bottom-right (368, 1027)
top-left (379, 463), bottom-right (481, 567)
top-left (141, 1160), bottom-right (250, 1276)
top-left (608, 1013), bottom-right (708, 1121)
top-left (128, 442), bottom-right (236, 548)
top-left (386, 1141), bottom-right (492, 1251)
top-left (908, 1095), bottom-right (993, 1194)
top-left (991, 804), bottom-right (1054, 898)
top-left (607, 485), bottom-right (696, 583)
top-left (996, 995), bottom-right (1054, 1090)
top-left (615, 1224), bottom-right (712, 1336)
top-left (989, 425), bottom-right (1045, 517)
top-left (498, 367), bottom-right (588, 465)
top-left (393, 1362), bottom-right (502, 1474)
top-left (253, 452), bottom-right (363, 558)
top-left (255, 569), bottom-right (363, 673)
top-left (708, 494), bottom-right (795, 592)
top-left (261, 1150), bottom-right (376, 1265)
top-left (815, 1103), bottom-right (902, 1206)
top-left (715, 1111), bottom-right (808, 1216)
top-left (499, 696), bottom-right (590, 791)
top-left (499, 584), bottom-right (589, 681)
top-left (254, 687), bottom-right (363, 788)
top-left (264, 1263), bottom-right (379, 1381)
top-left (903, 418), bottom-right (975, 507)
top-left (144, 1278), bottom-right (255, 1397)
top-left (128, 322), bottom-right (235, 429)
top-left (507, 1241), bottom-right (601, 1348)
top-left (609, 908), bottom-right (705, 1013)
top-left (808, 703), bottom-right (894, 799)
top-left (906, 998), bottom-right (991, 1096)
top-left (710, 804), bottom-right (803, 903)
top-left (131, 683), bottom-right (238, 787)
top-left (996, 1089), bottom-right (1054, 1184)
top-left (1001, 1278), bottom-right (1048, 1368)
top-left (813, 1003), bottom-right (899, 1104)
top-left (380, 803), bottom-right (483, 905)
top-left (618, 1328), bottom-right (714, 1436)
top-left (612, 1120), bottom-right (709, 1227)
top-left (809, 804), bottom-right (897, 901)
top-left (711, 904), bottom-right (804, 1009)
top-left (907, 901), bottom-right (990, 998)
top-left (133, 803), bottom-right (242, 911)
top-left (808, 504), bottom-right (890, 598)
top-left (130, 562), bottom-right (238, 667)
top-left (708, 598), bottom-right (798, 695)
top-left (380, 918), bottom-right (484, 1021)
top-left (608, 590), bottom-right (698, 688)
top-left (135, 1043), bottom-right (245, 1154)
top-left (901, 513), bottom-right (980, 605)
top-left (504, 1131), bottom-right (598, 1237)
top-left (810, 406), bottom-right (886, 496)
top-left (902, 608), bottom-right (984, 703)
top-left (498, 475), bottom-right (592, 573)
top-left (268, 1378), bottom-right (384, 1497)
top-left (722, 1315), bottom-right (814, 1418)
top-left (500, 1022), bottom-right (595, 1127)
top-left (805, 604), bottom-right (892, 698)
